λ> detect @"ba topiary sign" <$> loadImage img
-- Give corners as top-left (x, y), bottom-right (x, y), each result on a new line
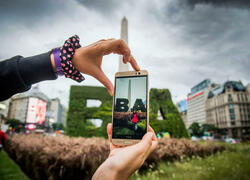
top-left (67, 86), bottom-right (189, 138)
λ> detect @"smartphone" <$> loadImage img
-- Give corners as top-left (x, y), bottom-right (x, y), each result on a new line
top-left (112, 70), bottom-right (149, 146)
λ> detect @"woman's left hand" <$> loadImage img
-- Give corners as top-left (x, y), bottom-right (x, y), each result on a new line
top-left (72, 39), bottom-right (140, 96)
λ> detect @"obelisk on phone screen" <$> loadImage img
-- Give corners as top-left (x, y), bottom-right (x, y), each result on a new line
top-left (118, 17), bottom-right (129, 72)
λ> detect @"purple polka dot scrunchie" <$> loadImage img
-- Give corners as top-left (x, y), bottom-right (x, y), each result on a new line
top-left (60, 35), bottom-right (85, 82)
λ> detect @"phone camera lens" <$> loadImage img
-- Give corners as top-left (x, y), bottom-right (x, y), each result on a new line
top-left (138, 72), bottom-right (141, 75)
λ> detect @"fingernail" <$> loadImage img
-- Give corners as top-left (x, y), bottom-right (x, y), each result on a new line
top-left (109, 90), bottom-right (114, 96)
top-left (137, 65), bottom-right (140, 71)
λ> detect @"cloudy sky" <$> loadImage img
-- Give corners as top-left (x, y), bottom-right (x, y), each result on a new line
top-left (1, 0), bottom-right (250, 107)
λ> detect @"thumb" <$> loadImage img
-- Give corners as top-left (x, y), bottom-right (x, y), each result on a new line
top-left (139, 132), bottom-right (153, 150)
top-left (107, 123), bottom-right (112, 142)
top-left (95, 70), bottom-right (114, 96)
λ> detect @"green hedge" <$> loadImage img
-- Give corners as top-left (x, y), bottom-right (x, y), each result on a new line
top-left (67, 86), bottom-right (189, 138)
top-left (149, 88), bottom-right (189, 138)
top-left (67, 86), bottom-right (112, 137)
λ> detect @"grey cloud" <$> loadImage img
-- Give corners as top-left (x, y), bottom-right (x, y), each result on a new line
top-left (76, 0), bottom-right (119, 13)
top-left (75, 0), bottom-right (135, 15)
top-left (156, 1), bottom-right (250, 57)
top-left (0, 0), bottom-right (67, 24)
top-left (141, 0), bottom-right (250, 95)
top-left (1, 0), bottom-right (249, 105)
top-left (186, 0), bottom-right (250, 10)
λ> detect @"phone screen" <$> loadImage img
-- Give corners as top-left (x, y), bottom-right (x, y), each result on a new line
top-left (112, 75), bottom-right (148, 139)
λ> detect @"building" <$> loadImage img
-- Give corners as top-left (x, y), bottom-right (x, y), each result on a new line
top-left (247, 83), bottom-right (250, 93)
top-left (186, 79), bottom-right (217, 128)
top-left (177, 100), bottom-right (188, 127)
top-left (8, 86), bottom-right (49, 125)
top-left (49, 98), bottom-right (66, 126)
top-left (0, 99), bottom-right (10, 125)
top-left (206, 81), bottom-right (250, 139)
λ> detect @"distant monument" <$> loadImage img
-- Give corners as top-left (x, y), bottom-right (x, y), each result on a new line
top-left (128, 79), bottom-right (131, 109)
top-left (118, 17), bottom-right (129, 72)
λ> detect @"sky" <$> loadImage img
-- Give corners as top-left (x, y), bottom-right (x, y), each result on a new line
top-left (1, 0), bottom-right (250, 107)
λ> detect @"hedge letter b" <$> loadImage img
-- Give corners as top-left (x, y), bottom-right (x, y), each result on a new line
top-left (115, 98), bottom-right (129, 112)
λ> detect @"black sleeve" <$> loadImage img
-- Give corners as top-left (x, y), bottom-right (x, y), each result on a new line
top-left (0, 52), bottom-right (57, 101)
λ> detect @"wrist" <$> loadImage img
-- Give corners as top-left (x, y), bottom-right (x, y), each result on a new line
top-left (92, 159), bottom-right (128, 180)
top-left (52, 48), bottom-right (64, 76)
top-left (50, 53), bottom-right (56, 72)
top-left (59, 35), bottom-right (85, 82)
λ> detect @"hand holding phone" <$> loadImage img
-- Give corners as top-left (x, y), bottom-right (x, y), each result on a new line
top-left (112, 70), bottom-right (149, 146)
top-left (92, 124), bottom-right (158, 180)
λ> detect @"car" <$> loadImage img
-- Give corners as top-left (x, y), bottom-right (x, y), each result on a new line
top-left (201, 136), bottom-right (213, 141)
top-left (191, 136), bottom-right (200, 141)
top-left (34, 129), bottom-right (45, 134)
top-left (224, 138), bottom-right (240, 144)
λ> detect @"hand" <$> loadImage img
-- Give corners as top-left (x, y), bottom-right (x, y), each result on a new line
top-left (92, 124), bottom-right (158, 180)
top-left (72, 39), bottom-right (140, 96)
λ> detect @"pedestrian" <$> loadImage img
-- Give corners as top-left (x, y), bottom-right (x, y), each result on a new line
top-left (0, 127), bottom-right (7, 152)
top-left (132, 110), bottom-right (139, 130)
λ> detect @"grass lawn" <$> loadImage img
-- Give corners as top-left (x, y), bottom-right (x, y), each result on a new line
top-left (1, 143), bottom-right (250, 180)
top-left (131, 143), bottom-right (250, 180)
top-left (0, 150), bottom-right (29, 180)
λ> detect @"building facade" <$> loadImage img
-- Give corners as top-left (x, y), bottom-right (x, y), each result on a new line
top-left (206, 81), bottom-right (250, 139)
top-left (186, 79), bottom-right (217, 128)
top-left (0, 99), bottom-right (10, 125)
top-left (177, 100), bottom-right (188, 127)
top-left (49, 98), bottom-right (66, 126)
top-left (8, 86), bottom-right (49, 125)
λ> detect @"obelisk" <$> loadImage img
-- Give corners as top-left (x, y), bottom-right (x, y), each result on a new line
top-left (118, 17), bottom-right (129, 72)
top-left (128, 79), bottom-right (131, 109)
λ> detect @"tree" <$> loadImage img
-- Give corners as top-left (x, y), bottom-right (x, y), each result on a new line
top-left (52, 123), bottom-right (64, 131)
top-left (189, 122), bottom-right (202, 137)
top-left (5, 119), bottom-right (24, 133)
top-left (201, 124), bottom-right (219, 135)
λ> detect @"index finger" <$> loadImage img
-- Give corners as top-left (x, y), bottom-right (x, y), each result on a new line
top-left (103, 39), bottom-right (130, 57)
top-left (103, 39), bottom-right (140, 71)
top-left (128, 55), bottom-right (140, 71)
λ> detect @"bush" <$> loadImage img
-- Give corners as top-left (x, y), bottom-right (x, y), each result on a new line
top-left (144, 138), bottom-right (225, 170)
top-left (5, 135), bottom-right (225, 179)
top-left (5, 135), bottom-right (109, 180)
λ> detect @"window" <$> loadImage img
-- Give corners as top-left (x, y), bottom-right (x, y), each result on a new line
top-left (231, 121), bottom-right (235, 125)
top-left (229, 109), bottom-right (234, 113)
top-left (229, 104), bottom-right (234, 109)
top-left (228, 94), bottom-right (233, 102)
top-left (230, 114), bottom-right (235, 120)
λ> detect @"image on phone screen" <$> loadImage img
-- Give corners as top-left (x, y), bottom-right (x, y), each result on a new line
top-left (113, 75), bottom-right (147, 139)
